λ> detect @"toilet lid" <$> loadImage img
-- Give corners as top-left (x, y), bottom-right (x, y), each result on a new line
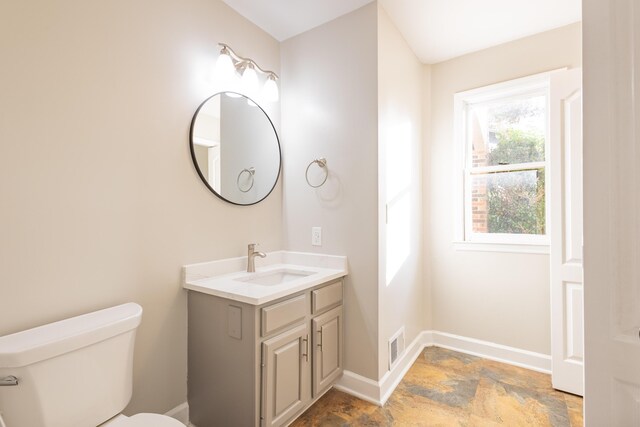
top-left (108, 413), bottom-right (186, 427)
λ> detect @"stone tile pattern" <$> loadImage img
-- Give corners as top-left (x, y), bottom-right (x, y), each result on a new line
top-left (292, 347), bottom-right (583, 426)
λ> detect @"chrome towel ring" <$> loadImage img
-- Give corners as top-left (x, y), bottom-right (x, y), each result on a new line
top-left (305, 158), bottom-right (328, 188)
top-left (237, 167), bottom-right (255, 192)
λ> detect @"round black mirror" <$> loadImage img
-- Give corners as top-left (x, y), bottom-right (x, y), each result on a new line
top-left (190, 92), bottom-right (281, 205)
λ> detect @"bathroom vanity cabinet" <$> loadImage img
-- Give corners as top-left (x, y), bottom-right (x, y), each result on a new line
top-left (187, 279), bottom-right (343, 427)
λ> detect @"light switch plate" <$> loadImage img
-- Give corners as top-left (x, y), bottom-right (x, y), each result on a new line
top-left (312, 227), bottom-right (322, 246)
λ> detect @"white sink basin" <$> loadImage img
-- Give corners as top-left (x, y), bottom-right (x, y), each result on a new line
top-left (183, 251), bottom-right (348, 305)
top-left (235, 269), bottom-right (315, 286)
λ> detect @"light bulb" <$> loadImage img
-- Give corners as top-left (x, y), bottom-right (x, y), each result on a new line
top-left (262, 76), bottom-right (279, 102)
top-left (214, 51), bottom-right (236, 88)
top-left (241, 64), bottom-right (259, 96)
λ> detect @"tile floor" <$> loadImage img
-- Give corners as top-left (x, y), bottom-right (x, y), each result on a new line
top-left (292, 347), bottom-right (583, 426)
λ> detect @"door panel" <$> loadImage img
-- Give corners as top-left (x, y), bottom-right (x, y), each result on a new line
top-left (562, 89), bottom-right (583, 266)
top-left (612, 379), bottom-right (640, 426)
top-left (564, 282), bottom-right (584, 362)
top-left (274, 340), bottom-right (302, 415)
top-left (584, 0), bottom-right (640, 422)
top-left (262, 323), bottom-right (310, 427)
top-left (550, 68), bottom-right (584, 395)
top-left (312, 306), bottom-right (343, 397)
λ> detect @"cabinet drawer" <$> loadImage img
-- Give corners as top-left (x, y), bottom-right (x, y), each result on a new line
top-left (261, 294), bottom-right (307, 337)
top-left (312, 281), bottom-right (343, 314)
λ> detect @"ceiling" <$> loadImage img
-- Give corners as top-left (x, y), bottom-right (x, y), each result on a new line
top-left (379, 0), bottom-right (581, 63)
top-left (223, 0), bottom-right (581, 64)
top-left (222, 0), bottom-right (374, 42)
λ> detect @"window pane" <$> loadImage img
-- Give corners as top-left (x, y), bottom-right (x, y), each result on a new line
top-left (468, 95), bottom-right (546, 167)
top-left (471, 169), bottom-right (545, 235)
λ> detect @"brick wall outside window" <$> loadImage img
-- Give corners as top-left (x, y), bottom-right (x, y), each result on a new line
top-left (470, 115), bottom-right (488, 233)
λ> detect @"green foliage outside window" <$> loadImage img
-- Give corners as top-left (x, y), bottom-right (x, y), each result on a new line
top-left (485, 130), bottom-right (546, 235)
top-left (486, 129), bottom-right (545, 166)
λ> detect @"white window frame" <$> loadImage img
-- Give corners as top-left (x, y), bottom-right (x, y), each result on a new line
top-left (453, 71), bottom-right (557, 254)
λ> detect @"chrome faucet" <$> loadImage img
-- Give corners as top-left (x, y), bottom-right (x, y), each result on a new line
top-left (247, 243), bottom-right (266, 273)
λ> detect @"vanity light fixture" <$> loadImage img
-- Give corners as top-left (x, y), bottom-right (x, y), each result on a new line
top-left (214, 47), bottom-right (236, 84)
top-left (240, 64), bottom-right (259, 97)
top-left (214, 43), bottom-right (279, 103)
top-left (262, 75), bottom-right (279, 102)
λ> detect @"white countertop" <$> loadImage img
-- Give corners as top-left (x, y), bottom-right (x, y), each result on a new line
top-left (183, 251), bottom-right (348, 305)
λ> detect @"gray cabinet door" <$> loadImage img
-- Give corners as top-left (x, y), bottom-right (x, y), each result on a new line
top-left (312, 305), bottom-right (343, 397)
top-left (261, 323), bottom-right (310, 427)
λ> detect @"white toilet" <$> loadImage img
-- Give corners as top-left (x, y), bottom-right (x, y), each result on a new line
top-left (0, 303), bottom-right (185, 427)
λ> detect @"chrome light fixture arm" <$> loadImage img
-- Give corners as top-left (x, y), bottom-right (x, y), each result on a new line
top-left (219, 43), bottom-right (279, 80)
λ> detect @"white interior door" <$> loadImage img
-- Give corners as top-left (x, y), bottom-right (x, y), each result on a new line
top-left (584, 0), bottom-right (640, 424)
top-left (550, 68), bottom-right (583, 396)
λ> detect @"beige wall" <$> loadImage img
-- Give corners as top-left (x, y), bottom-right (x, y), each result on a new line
top-left (0, 0), bottom-right (282, 415)
top-left (422, 64), bottom-right (434, 332)
top-left (377, 5), bottom-right (424, 379)
top-left (426, 23), bottom-right (582, 354)
top-left (280, 4), bottom-right (380, 380)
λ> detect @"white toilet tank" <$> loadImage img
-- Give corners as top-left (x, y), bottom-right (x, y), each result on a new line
top-left (0, 303), bottom-right (143, 427)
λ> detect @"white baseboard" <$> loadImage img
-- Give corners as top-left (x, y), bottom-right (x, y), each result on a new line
top-left (378, 330), bottom-right (431, 405)
top-left (430, 331), bottom-right (551, 374)
top-left (334, 370), bottom-right (382, 405)
top-left (335, 330), bottom-right (551, 406)
top-left (165, 402), bottom-right (189, 424)
top-left (335, 331), bottom-right (430, 406)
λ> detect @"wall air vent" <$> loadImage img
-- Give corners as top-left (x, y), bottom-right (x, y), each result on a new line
top-left (388, 326), bottom-right (405, 370)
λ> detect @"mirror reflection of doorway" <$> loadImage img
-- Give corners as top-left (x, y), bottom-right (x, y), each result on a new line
top-left (193, 138), bottom-right (221, 192)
